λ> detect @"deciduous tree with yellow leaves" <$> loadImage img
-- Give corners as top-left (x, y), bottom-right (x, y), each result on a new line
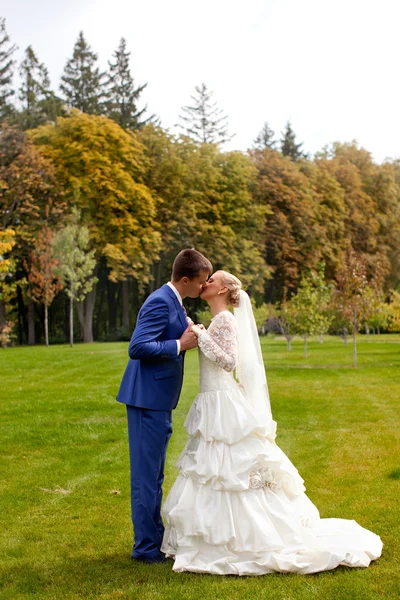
top-left (31, 110), bottom-right (161, 341)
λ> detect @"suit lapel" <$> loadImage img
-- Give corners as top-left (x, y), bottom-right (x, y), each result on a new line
top-left (162, 285), bottom-right (188, 331)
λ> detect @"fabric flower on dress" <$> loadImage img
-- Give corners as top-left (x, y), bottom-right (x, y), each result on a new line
top-left (249, 467), bottom-right (281, 492)
top-left (249, 472), bottom-right (263, 489)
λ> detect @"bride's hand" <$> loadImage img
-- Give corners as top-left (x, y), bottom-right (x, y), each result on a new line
top-left (191, 324), bottom-right (203, 337)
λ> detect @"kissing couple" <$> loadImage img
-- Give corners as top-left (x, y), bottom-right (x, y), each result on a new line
top-left (117, 248), bottom-right (382, 575)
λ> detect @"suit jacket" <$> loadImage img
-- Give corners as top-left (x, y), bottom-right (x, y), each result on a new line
top-left (117, 284), bottom-right (188, 411)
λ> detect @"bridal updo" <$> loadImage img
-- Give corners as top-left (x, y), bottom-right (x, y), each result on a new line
top-left (218, 271), bottom-right (242, 308)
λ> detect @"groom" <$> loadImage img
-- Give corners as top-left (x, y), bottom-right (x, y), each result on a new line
top-left (117, 249), bottom-right (212, 563)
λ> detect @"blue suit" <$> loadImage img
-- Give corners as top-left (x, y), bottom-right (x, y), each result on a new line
top-left (117, 284), bottom-right (188, 560)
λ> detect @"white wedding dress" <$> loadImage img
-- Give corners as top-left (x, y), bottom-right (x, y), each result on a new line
top-left (161, 310), bottom-right (383, 575)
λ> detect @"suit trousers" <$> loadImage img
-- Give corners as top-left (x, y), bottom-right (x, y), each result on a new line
top-left (126, 405), bottom-right (173, 559)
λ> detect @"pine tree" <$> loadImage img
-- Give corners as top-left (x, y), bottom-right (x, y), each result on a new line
top-left (0, 17), bottom-right (17, 120)
top-left (280, 121), bottom-right (306, 160)
top-left (60, 31), bottom-right (103, 114)
top-left (105, 38), bottom-right (149, 130)
top-left (253, 121), bottom-right (276, 149)
top-left (178, 83), bottom-right (233, 145)
top-left (18, 46), bottom-right (57, 129)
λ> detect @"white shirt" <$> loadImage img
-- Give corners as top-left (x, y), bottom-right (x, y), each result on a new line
top-left (167, 282), bottom-right (183, 355)
top-left (167, 281), bottom-right (183, 305)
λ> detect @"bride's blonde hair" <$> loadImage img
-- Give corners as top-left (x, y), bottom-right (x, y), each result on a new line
top-left (218, 271), bottom-right (242, 308)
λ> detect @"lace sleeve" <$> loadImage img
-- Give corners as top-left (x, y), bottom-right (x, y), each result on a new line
top-left (197, 311), bottom-right (237, 372)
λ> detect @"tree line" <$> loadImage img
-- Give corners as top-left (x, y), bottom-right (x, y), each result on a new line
top-left (0, 17), bottom-right (399, 350)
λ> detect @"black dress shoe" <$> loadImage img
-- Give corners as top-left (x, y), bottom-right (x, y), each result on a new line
top-left (132, 555), bottom-right (165, 564)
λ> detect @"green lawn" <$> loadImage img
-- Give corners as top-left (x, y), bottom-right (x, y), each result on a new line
top-left (1, 335), bottom-right (399, 600)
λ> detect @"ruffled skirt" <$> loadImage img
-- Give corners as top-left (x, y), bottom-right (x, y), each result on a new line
top-left (161, 388), bottom-right (383, 575)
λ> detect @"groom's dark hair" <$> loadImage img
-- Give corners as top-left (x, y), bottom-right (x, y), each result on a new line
top-left (172, 249), bottom-right (212, 281)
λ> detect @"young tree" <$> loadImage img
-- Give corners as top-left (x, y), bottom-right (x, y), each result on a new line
top-left (280, 121), bottom-right (306, 161)
top-left (291, 276), bottom-right (321, 358)
top-left (105, 38), bottom-right (150, 130)
top-left (334, 248), bottom-right (379, 367)
top-left (27, 226), bottom-right (62, 346)
top-left (60, 32), bottom-right (103, 114)
top-left (310, 264), bottom-right (334, 343)
top-left (253, 122), bottom-right (276, 150)
top-left (52, 210), bottom-right (97, 347)
top-left (0, 17), bottom-right (17, 120)
top-left (266, 301), bottom-right (297, 351)
top-left (178, 83), bottom-right (233, 145)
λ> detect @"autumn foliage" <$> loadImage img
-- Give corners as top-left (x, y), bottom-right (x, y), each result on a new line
top-left (1, 113), bottom-right (400, 347)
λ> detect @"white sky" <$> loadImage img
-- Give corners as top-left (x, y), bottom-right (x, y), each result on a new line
top-left (3, 0), bottom-right (400, 162)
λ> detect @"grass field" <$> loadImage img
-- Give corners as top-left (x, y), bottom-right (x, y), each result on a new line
top-left (1, 335), bottom-right (399, 600)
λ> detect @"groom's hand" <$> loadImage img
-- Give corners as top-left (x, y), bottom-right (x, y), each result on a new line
top-left (180, 326), bottom-right (198, 351)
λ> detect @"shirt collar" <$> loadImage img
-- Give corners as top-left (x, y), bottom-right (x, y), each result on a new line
top-left (167, 281), bottom-right (183, 306)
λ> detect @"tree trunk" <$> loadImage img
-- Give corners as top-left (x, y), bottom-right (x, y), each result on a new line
top-left (17, 285), bottom-right (27, 344)
top-left (287, 337), bottom-right (291, 351)
top-left (69, 295), bottom-right (74, 347)
top-left (304, 334), bottom-right (307, 358)
top-left (84, 285), bottom-right (96, 342)
top-left (343, 328), bottom-right (348, 346)
top-left (0, 298), bottom-right (6, 326)
top-left (156, 259), bottom-right (163, 290)
top-left (44, 303), bottom-right (49, 347)
top-left (353, 310), bottom-right (357, 367)
top-left (94, 265), bottom-right (107, 340)
top-left (122, 279), bottom-right (130, 330)
top-left (149, 263), bottom-right (157, 294)
top-left (107, 279), bottom-right (118, 332)
top-left (377, 327), bottom-right (380, 335)
top-left (28, 294), bottom-right (35, 345)
top-left (365, 322), bottom-right (369, 335)
top-left (76, 284), bottom-right (97, 343)
top-left (319, 332), bottom-right (323, 344)
top-left (76, 299), bottom-right (84, 328)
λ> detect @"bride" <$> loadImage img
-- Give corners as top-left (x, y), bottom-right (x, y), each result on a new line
top-left (161, 271), bottom-right (383, 575)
